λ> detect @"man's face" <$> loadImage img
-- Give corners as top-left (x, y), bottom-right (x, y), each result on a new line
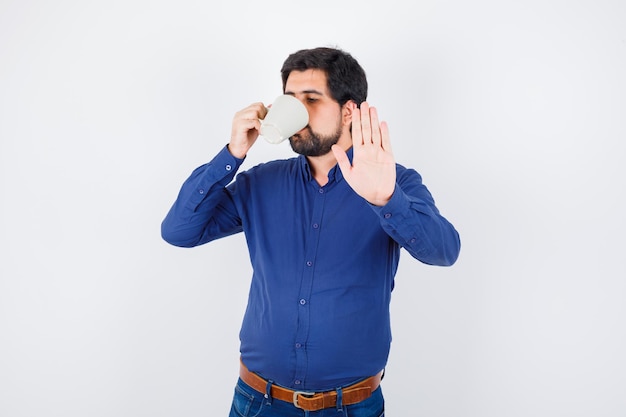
top-left (284, 69), bottom-right (346, 157)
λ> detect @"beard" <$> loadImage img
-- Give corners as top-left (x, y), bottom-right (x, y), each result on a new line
top-left (289, 122), bottom-right (343, 157)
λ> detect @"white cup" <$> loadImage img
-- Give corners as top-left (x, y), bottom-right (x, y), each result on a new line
top-left (260, 95), bottom-right (309, 144)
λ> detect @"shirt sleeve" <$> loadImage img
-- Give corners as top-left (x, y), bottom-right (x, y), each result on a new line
top-left (370, 166), bottom-right (461, 266)
top-left (161, 145), bottom-right (245, 247)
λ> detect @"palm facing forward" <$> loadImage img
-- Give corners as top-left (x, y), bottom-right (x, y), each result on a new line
top-left (332, 102), bottom-right (396, 207)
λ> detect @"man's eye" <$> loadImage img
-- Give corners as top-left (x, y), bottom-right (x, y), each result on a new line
top-left (306, 98), bottom-right (317, 103)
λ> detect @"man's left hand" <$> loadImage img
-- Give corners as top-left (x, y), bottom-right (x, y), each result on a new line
top-left (332, 102), bottom-right (396, 206)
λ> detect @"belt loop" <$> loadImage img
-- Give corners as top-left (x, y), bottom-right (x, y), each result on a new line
top-left (336, 387), bottom-right (343, 412)
top-left (264, 379), bottom-right (273, 406)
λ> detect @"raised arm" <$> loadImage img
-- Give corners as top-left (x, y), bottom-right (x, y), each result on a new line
top-left (332, 102), bottom-right (460, 266)
top-left (161, 146), bottom-right (245, 247)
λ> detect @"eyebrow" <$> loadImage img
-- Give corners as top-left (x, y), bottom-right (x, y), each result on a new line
top-left (285, 89), bottom-right (325, 96)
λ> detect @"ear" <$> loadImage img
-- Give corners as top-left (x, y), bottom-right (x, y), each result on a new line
top-left (341, 100), bottom-right (357, 126)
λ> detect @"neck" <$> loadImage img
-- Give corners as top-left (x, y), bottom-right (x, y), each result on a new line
top-left (306, 137), bottom-right (351, 186)
top-left (306, 153), bottom-right (336, 186)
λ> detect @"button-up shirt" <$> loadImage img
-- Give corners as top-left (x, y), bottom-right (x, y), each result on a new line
top-left (161, 145), bottom-right (460, 391)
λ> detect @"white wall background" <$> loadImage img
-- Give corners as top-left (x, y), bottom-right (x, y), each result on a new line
top-left (1, 0), bottom-right (625, 416)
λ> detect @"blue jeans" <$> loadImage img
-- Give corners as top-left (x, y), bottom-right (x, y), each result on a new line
top-left (228, 378), bottom-right (385, 417)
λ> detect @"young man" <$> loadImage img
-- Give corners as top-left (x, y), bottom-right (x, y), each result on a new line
top-left (161, 47), bottom-right (460, 416)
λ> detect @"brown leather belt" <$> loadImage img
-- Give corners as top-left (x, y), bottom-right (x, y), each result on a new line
top-left (239, 360), bottom-right (382, 411)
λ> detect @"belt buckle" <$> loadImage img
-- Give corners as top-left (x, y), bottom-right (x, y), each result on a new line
top-left (293, 391), bottom-right (315, 409)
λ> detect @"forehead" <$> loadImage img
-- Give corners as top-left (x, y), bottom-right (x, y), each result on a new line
top-left (285, 69), bottom-right (329, 94)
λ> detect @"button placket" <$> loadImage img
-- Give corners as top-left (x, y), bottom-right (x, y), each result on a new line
top-left (293, 183), bottom-right (327, 387)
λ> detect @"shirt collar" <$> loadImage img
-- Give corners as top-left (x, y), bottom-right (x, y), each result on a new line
top-left (298, 147), bottom-right (354, 184)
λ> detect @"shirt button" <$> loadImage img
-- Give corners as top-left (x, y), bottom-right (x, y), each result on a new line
top-left (295, 380), bottom-right (301, 385)
top-left (384, 213), bottom-right (392, 219)
top-left (318, 188), bottom-right (324, 194)
top-left (312, 223), bottom-right (319, 229)
top-left (306, 261), bottom-right (312, 267)
top-left (295, 343), bottom-right (302, 348)
top-left (225, 164), bottom-right (232, 171)
top-left (198, 189), bottom-right (205, 194)
top-left (299, 299), bottom-right (307, 305)
top-left (410, 238), bottom-right (416, 243)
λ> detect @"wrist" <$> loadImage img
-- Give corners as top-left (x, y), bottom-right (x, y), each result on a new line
top-left (227, 143), bottom-right (247, 159)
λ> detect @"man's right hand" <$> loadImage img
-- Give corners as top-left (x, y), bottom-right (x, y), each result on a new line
top-left (228, 102), bottom-right (268, 159)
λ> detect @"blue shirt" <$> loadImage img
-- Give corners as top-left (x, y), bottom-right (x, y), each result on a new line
top-left (161, 145), bottom-right (460, 391)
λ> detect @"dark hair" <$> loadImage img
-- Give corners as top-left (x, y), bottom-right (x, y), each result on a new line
top-left (280, 47), bottom-right (368, 107)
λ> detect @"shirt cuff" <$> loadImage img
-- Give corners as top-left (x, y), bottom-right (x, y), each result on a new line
top-left (186, 145), bottom-right (245, 208)
top-left (212, 144), bottom-right (245, 186)
top-left (371, 185), bottom-right (410, 222)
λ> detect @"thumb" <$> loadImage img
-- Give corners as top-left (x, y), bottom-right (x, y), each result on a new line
top-left (331, 145), bottom-right (352, 174)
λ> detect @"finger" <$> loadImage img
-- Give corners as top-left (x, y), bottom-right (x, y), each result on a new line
top-left (380, 121), bottom-right (392, 153)
top-left (351, 103), bottom-right (363, 146)
top-left (260, 104), bottom-right (269, 119)
top-left (331, 144), bottom-right (352, 175)
top-left (237, 103), bottom-right (266, 122)
top-left (232, 119), bottom-right (260, 144)
top-left (369, 106), bottom-right (382, 147)
top-left (360, 102), bottom-right (372, 144)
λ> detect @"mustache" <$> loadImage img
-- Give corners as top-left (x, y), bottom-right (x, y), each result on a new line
top-left (291, 126), bottom-right (312, 139)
